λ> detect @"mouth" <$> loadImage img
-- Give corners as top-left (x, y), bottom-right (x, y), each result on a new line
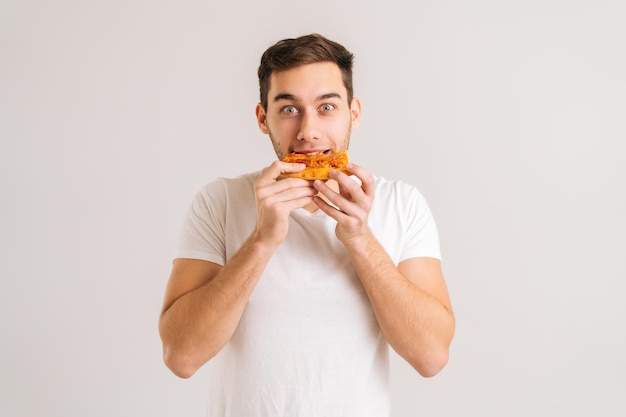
top-left (293, 149), bottom-right (332, 156)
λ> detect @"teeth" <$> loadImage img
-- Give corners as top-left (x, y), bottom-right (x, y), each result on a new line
top-left (296, 151), bottom-right (329, 156)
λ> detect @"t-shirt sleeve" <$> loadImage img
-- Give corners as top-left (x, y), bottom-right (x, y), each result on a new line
top-left (400, 185), bottom-right (442, 262)
top-left (175, 181), bottom-right (227, 266)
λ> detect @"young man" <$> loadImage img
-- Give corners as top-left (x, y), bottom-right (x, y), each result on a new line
top-left (159, 33), bottom-right (455, 416)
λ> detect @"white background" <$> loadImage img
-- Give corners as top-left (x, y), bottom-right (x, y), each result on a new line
top-left (2, 1), bottom-right (625, 416)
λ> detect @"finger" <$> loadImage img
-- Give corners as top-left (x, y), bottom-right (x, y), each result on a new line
top-left (273, 184), bottom-right (317, 203)
top-left (344, 163), bottom-right (375, 198)
top-left (266, 193), bottom-right (316, 217)
top-left (260, 160), bottom-right (307, 183)
top-left (257, 179), bottom-right (316, 203)
top-left (329, 169), bottom-right (363, 200)
top-left (312, 195), bottom-right (349, 220)
top-left (313, 180), bottom-right (358, 216)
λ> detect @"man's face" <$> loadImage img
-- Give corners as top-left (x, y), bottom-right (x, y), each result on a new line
top-left (256, 62), bottom-right (361, 160)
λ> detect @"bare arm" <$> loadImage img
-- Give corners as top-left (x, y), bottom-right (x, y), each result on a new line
top-left (342, 238), bottom-right (454, 377)
top-left (313, 164), bottom-right (455, 377)
top-left (159, 161), bottom-right (315, 378)
top-left (159, 241), bottom-right (273, 378)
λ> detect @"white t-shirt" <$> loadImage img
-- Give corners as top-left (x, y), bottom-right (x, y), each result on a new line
top-left (176, 171), bottom-right (441, 417)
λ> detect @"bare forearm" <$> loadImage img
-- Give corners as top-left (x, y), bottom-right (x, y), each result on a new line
top-left (346, 234), bottom-right (455, 377)
top-left (159, 235), bottom-right (275, 377)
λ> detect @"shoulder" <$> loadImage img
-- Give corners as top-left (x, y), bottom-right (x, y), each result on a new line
top-left (372, 176), bottom-right (426, 203)
top-left (195, 171), bottom-right (261, 199)
top-left (188, 171), bottom-right (260, 216)
top-left (370, 176), bottom-right (435, 224)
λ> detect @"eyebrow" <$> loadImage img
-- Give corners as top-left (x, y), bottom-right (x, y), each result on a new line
top-left (272, 92), bottom-right (343, 102)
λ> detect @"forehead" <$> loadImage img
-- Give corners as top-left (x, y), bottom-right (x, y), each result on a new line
top-left (268, 62), bottom-right (346, 100)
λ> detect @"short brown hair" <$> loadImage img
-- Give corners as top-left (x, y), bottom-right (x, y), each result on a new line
top-left (257, 33), bottom-right (355, 110)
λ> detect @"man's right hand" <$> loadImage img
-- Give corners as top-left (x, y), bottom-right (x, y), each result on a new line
top-left (160, 161), bottom-right (314, 377)
top-left (252, 160), bottom-right (316, 247)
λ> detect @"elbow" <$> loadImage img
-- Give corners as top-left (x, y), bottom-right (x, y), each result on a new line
top-left (162, 346), bottom-right (210, 379)
top-left (159, 326), bottom-right (225, 378)
top-left (159, 319), bottom-right (218, 378)
top-left (408, 348), bottom-right (450, 378)
top-left (414, 316), bottom-right (455, 378)
top-left (161, 335), bottom-right (224, 378)
top-left (163, 349), bottom-right (198, 379)
top-left (416, 351), bottom-right (449, 378)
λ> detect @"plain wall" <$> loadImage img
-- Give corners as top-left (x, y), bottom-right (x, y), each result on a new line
top-left (1, 1), bottom-right (625, 416)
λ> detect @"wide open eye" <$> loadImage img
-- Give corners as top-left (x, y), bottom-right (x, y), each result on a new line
top-left (282, 105), bottom-right (299, 115)
top-left (319, 103), bottom-right (335, 112)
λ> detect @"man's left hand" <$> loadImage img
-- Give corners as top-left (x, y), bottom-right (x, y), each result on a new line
top-left (312, 163), bottom-right (375, 246)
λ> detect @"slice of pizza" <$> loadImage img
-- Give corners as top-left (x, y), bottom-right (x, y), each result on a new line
top-left (281, 151), bottom-right (349, 180)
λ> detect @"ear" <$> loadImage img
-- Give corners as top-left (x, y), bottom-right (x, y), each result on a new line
top-left (350, 97), bottom-right (362, 130)
top-left (255, 103), bottom-right (269, 134)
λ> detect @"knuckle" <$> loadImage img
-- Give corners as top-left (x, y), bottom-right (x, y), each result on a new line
top-left (270, 160), bottom-right (282, 168)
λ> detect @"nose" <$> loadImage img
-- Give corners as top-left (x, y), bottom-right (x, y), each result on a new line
top-left (296, 111), bottom-right (321, 141)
